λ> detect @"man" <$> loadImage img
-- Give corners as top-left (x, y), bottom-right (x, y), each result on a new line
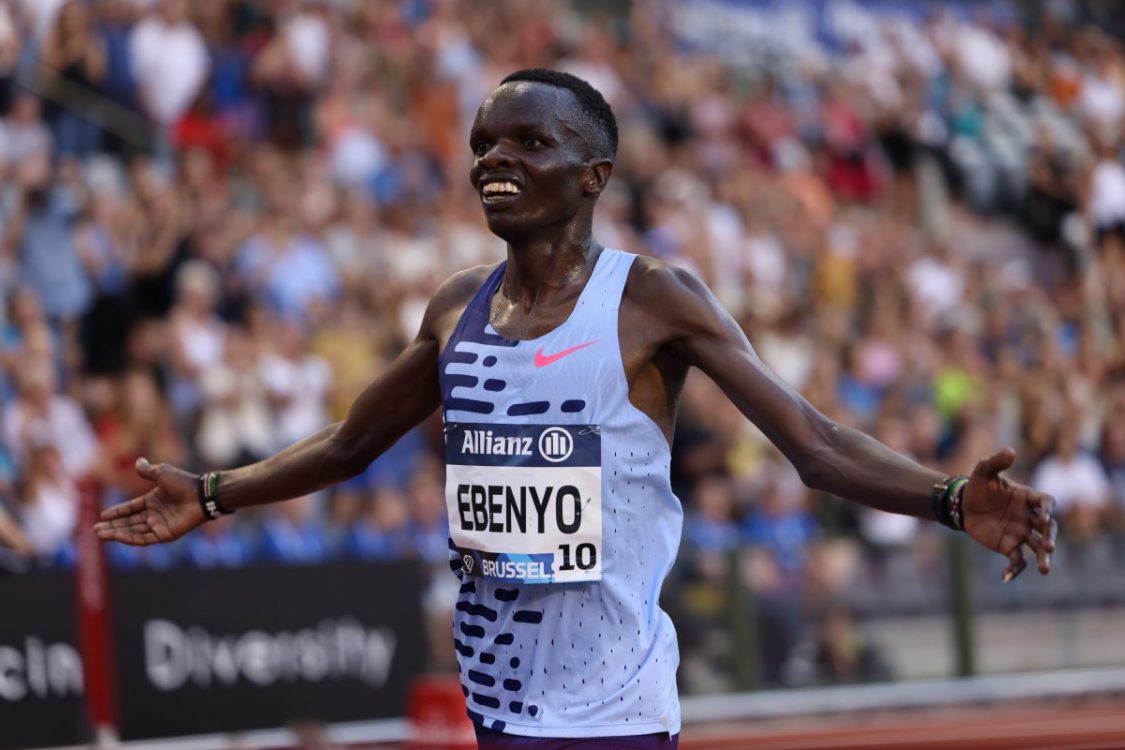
top-left (96, 70), bottom-right (1057, 749)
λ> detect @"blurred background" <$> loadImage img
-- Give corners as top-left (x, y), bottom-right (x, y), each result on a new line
top-left (0, 0), bottom-right (1124, 748)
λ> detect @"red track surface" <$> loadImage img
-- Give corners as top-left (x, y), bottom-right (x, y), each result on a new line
top-left (680, 702), bottom-right (1125, 750)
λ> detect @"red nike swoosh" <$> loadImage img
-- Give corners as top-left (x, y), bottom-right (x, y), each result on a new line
top-left (534, 340), bottom-right (598, 368)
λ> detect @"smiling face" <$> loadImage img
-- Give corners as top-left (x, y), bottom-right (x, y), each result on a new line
top-left (469, 82), bottom-right (610, 242)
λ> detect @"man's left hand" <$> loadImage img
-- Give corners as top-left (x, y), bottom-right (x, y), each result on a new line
top-left (962, 448), bottom-right (1057, 582)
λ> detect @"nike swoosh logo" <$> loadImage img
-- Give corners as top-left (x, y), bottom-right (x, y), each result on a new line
top-left (534, 340), bottom-right (598, 368)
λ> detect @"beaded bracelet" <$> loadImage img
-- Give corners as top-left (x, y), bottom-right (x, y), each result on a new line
top-left (196, 470), bottom-right (234, 520)
top-left (930, 475), bottom-right (968, 531)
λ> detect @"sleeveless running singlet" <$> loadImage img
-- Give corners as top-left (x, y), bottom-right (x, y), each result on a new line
top-left (439, 249), bottom-right (683, 738)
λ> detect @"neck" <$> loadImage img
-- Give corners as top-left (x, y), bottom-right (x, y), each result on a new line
top-left (500, 221), bottom-right (601, 311)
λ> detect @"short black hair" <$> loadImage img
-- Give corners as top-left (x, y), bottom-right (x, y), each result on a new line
top-left (500, 68), bottom-right (617, 159)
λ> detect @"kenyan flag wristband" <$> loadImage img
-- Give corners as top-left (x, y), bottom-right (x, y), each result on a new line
top-left (197, 471), bottom-right (233, 520)
top-left (931, 475), bottom-right (968, 531)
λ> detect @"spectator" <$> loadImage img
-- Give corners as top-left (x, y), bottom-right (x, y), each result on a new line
top-left (17, 440), bottom-right (78, 561)
top-left (741, 462), bottom-right (820, 588)
top-left (0, 0), bottom-right (20, 116)
top-left (0, 92), bottom-right (52, 169)
top-left (167, 260), bottom-right (227, 415)
top-left (196, 326), bottom-right (273, 468)
top-left (4, 153), bottom-right (92, 322)
top-left (76, 190), bottom-right (132, 375)
top-left (1098, 394), bottom-right (1125, 531)
top-left (123, 158), bottom-right (191, 318)
top-left (406, 462), bottom-right (450, 563)
top-left (741, 461), bottom-right (819, 685)
top-left (182, 516), bottom-right (254, 568)
top-left (128, 0), bottom-right (208, 127)
top-left (0, 496), bottom-right (32, 558)
top-left (2, 356), bottom-right (98, 480)
top-left (257, 320), bottom-right (332, 451)
top-left (1, 286), bottom-right (60, 386)
top-left (344, 485), bottom-right (412, 562)
top-left (1031, 418), bottom-right (1110, 539)
top-left (236, 193), bottom-right (339, 322)
top-left (857, 417), bottom-right (920, 549)
top-left (258, 496), bottom-right (329, 565)
top-left (783, 604), bottom-right (893, 686)
top-left (93, 368), bottom-right (185, 498)
top-left (683, 473), bottom-right (740, 580)
top-left (41, 0), bottom-right (107, 157)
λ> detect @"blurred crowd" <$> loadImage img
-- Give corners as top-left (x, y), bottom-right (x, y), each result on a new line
top-left (0, 0), bottom-right (1124, 689)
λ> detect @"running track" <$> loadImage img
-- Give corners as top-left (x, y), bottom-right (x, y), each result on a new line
top-left (679, 701), bottom-right (1125, 750)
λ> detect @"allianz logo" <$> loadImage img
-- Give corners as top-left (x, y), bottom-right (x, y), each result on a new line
top-left (459, 428), bottom-right (573, 462)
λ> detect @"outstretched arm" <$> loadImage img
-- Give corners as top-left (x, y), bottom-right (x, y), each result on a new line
top-left (95, 269), bottom-right (483, 546)
top-left (634, 260), bottom-right (1055, 581)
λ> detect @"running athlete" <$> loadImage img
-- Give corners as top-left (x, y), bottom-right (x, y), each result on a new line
top-left (96, 69), bottom-right (1058, 749)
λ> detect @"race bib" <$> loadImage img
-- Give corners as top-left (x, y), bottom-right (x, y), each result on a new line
top-left (445, 423), bottom-right (602, 584)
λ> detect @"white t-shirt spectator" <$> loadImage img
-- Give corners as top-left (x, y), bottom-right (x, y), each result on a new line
top-left (907, 256), bottom-right (964, 326)
top-left (2, 397), bottom-right (99, 479)
top-left (170, 311), bottom-right (226, 374)
top-left (258, 353), bottom-right (332, 450)
top-left (285, 9), bottom-right (330, 86)
top-left (953, 22), bottom-right (1011, 91)
top-left (1031, 452), bottom-right (1111, 514)
top-left (1089, 158), bottom-right (1125, 230)
top-left (129, 14), bottom-right (209, 125)
top-left (1079, 74), bottom-right (1125, 134)
top-left (0, 115), bottom-right (52, 168)
top-left (21, 477), bottom-right (78, 557)
top-left (859, 507), bottom-right (919, 547)
top-left (197, 363), bottom-right (274, 467)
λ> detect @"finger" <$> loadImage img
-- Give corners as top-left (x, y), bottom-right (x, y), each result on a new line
top-left (98, 496), bottom-right (146, 521)
top-left (95, 517), bottom-right (154, 537)
top-left (96, 527), bottom-right (150, 546)
top-left (135, 457), bottom-right (160, 482)
top-left (95, 516), bottom-right (141, 534)
top-left (974, 447), bottom-right (1016, 479)
top-left (107, 513), bottom-right (155, 531)
top-left (1025, 530), bottom-right (1051, 574)
top-left (1032, 493), bottom-right (1056, 533)
top-left (1031, 491), bottom-right (1056, 518)
top-left (1017, 489), bottom-right (1056, 546)
top-left (94, 522), bottom-right (119, 536)
top-left (1002, 545), bottom-right (1027, 583)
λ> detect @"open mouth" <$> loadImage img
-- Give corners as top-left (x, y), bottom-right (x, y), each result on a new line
top-left (481, 180), bottom-right (522, 204)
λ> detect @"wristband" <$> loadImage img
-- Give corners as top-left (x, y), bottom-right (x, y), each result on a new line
top-left (947, 476), bottom-right (968, 531)
top-left (196, 471), bottom-right (233, 520)
top-left (931, 475), bottom-right (968, 531)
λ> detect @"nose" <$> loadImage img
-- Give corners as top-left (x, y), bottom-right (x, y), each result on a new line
top-left (477, 140), bottom-right (515, 170)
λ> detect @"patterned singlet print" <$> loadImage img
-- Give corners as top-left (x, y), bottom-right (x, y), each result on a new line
top-left (439, 249), bottom-right (683, 739)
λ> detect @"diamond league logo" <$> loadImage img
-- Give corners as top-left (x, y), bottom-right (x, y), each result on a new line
top-left (462, 554), bottom-right (474, 573)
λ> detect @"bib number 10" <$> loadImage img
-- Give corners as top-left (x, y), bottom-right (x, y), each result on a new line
top-left (558, 543), bottom-right (598, 572)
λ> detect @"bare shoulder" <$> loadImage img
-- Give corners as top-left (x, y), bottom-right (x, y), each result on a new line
top-left (426, 263), bottom-right (498, 317)
top-left (623, 254), bottom-right (725, 337)
top-left (419, 263), bottom-right (500, 340)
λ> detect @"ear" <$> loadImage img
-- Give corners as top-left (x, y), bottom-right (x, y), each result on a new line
top-left (582, 158), bottom-right (614, 196)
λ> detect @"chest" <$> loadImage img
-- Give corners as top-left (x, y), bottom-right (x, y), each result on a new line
top-left (435, 295), bottom-right (655, 394)
top-left (440, 302), bottom-right (618, 422)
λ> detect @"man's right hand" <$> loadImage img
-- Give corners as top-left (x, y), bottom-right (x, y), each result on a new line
top-left (94, 458), bottom-right (206, 545)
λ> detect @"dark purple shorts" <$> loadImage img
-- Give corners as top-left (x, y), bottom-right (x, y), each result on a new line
top-left (475, 726), bottom-right (679, 749)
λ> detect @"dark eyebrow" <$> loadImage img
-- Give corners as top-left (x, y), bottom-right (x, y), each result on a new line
top-left (470, 121), bottom-right (558, 147)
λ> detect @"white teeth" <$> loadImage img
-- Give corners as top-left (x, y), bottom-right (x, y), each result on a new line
top-left (482, 181), bottom-right (520, 195)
